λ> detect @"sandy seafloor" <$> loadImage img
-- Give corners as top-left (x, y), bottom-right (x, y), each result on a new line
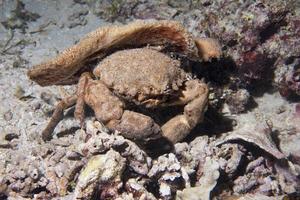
top-left (0, 0), bottom-right (300, 199)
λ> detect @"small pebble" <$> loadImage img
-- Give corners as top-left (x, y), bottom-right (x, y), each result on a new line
top-left (55, 163), bottom-right (67, 178)
top-left (275, 105), bottom-right (286, 114)
top-left (5, 133), bottom-right (19, 141)
top-left (66, 151), bottom-right (82, 160)
top-left (51, 138), bottom-right (71, 147)
top-left (40, 92), bottom-right (53, 104)
top-left (12, 60), bottom-right (21, 68)
top-left (38, 177), bottom-right (49, 187)
top-left (0, 134), bottom-right (13, 148)
top-left (14, 85), bottom-right (25, 99)
top-left (10, 180), bottom-right (25, 192)
top-left (231, 119), bottom-right (238, 127)
top-left (14, 170), bottom-right (27, 180)
top-left (3, 110), bottom-right (13, 121)
top-left (31, 100), bottom-right (41, 110)
top-left (29, 168), bottom-right (39, 181)
top-left (41, 105), bottom-right (54, 117)
top-left (0, 141), bottom-right (11, 148)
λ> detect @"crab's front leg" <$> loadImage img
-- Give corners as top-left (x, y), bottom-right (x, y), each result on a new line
top-left (84, 77), bottom-right (162, 141)
top-left (161, 80), bottom-right (209, 143)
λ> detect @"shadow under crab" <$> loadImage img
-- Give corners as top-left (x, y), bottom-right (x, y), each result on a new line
top-left (27, 20), bottom-right (221, 144)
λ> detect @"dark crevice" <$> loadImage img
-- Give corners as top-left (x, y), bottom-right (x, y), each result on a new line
top-left (184, 106), bottom-right (235, 143)
top-left (259, 11), bottom-right (288, 44)
top-left (31, 186), bottom-right (48, 195)
top-left (143, 138), bottom-right (173, 158)
top-left (192, 57), bottom-right (237, 87)
top-left (56, 127), bottom-right (80, 138)
top-left (0, 194), bottom-right (8, 200)
top-left (145, 179), bottom-right (160, 198)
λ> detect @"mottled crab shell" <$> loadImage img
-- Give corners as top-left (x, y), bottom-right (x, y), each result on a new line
top-left (94, 48), bottom-right (187, 105)
top-left (27, 20), bottom-right (199, 86)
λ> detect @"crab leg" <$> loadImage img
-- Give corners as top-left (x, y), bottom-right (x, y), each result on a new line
top-left (74, 72), bottom-right (90, 127)
top-left (42, 72), bottom-right (92, 141)
top-left (83, 78), bottom-right (162, 141)
top-left (161, 80), bottom-right (209, 143)
top-left (42, 95), bottom-right (77, 141)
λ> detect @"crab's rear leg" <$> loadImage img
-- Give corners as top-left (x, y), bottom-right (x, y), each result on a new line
top-left (161, 80), bottom-right (209, 143)
top-left (74, 72), bottom-right (90, 126)
top-left (41, 73), bottom-right (89, 141)
top-left (42, 95), bottom-right (77, 141)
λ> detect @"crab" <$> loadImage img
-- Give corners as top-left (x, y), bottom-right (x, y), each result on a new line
top-left (28, 20), bottom-right (221, 143)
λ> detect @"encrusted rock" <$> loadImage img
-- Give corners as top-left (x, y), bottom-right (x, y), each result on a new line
top-left (174, 136), bottom-right (212, 175)
top-left (80, 120), bottom-right (151, 175)
top-left (176, 157), bottom-right (219, 200)
top-left (226, 89), bottom-right (251, 114)
top-left (216, 144), bottom-right (244, 178)
top-left (73, 149), bottom-right (125, 200)
top-left (122, 178), bottom-right (157, 200)
top-left (216, 123), bottom-right (285, 159)
top-left (149, 153), bottom-right (187, 199)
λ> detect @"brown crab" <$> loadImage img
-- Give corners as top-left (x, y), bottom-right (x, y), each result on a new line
top-left (28, 20), bottom-right (221, 143)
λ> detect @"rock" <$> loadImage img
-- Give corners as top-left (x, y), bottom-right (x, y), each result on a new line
top-left (176, 157), bottom-right (220, 200)
top-left (4, 133), bottom-right (19, 141)
top-left (216, 123), bottom-right (285, 159)
top-left (3, 110), bottom-right (13, 121)
top-left (226, 89), bottom-right (251, 114)
top-left (73, 150), bottom-right (125, 200)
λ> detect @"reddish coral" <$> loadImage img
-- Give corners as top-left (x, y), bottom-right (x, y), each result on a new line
top-left (237, 51), bottom-right (275, 87)
top-left (278, 60), bottom-right (300, 98)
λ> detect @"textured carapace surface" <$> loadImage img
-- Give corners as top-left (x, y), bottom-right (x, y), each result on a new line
top-left (94, 48), bottom-right (187, 105)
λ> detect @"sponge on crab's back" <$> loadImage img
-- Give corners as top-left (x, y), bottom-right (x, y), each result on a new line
top-left (27, 20), bottom-right (199, 86)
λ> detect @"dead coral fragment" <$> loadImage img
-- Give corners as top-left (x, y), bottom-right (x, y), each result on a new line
top-left (174, 136), bottom-right (212, 175)
top-left (230, 193), bottom-right (284, 200)
top-left (73, 150), bottom-right (125, 200)
top-left (121, 178), bottom-right (157, 200)
top-left (279, 60), bottom-right (300, 97)
top-left (216, 144), bottom-right (244, 178)
top-left (80, 120), bottom-right (151, 175)
top-left (149, 153), bottom-right (187, 198)
top-left (226, 89), bottom-right (251, 114)
top-left (176, 157), bottom-right (220, 200)
top-left (216, 123), bottom-right (285, 159)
